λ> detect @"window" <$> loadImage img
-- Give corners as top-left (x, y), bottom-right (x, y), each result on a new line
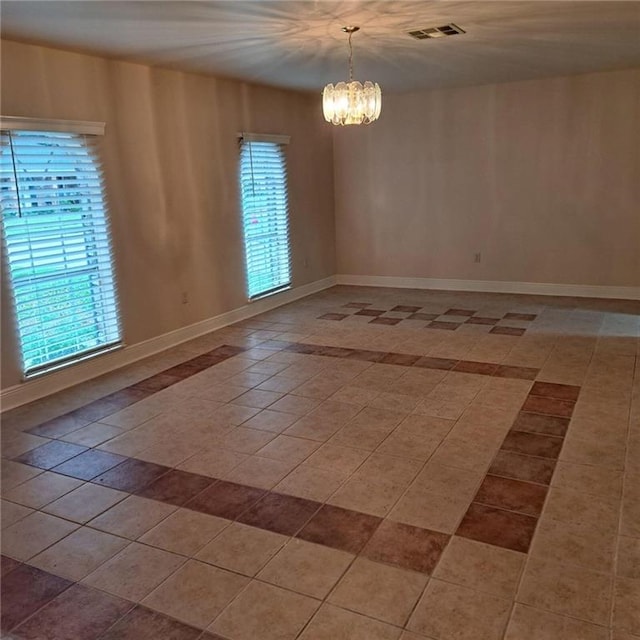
top-left (1, 118), bottom-right (121, 377)
top-left (239, 133), bottom-right (291, 300)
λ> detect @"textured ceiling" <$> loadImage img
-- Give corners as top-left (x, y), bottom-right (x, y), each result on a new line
top-left (2, 1), bottom-right (640, 92)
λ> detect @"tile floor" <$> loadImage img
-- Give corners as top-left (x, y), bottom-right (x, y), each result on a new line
top-left (1, 285), bottom-right (639, 640)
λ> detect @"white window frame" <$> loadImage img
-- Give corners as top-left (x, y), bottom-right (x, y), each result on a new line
top-left (238, 132), bottom-right (292, 301)
top-left (1, 115), bottom-right (122, 378)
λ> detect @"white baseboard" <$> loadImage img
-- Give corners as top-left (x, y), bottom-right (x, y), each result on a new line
top-left (336, 274), bottom-right (640, 300)
top-left (1, 276), bottom-right (337, 412)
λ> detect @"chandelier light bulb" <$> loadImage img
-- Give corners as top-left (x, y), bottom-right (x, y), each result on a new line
top-left (323, 26), bottom-right (382, 126)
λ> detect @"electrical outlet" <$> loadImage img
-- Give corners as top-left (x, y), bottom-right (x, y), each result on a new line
top-left (181, 292), bottom-right (189, 304)
top-left (474, 252), bottom-right (481, 263)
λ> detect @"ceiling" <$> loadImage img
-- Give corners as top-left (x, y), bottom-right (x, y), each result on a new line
top-left (2, 1), bottom-right (640, 93)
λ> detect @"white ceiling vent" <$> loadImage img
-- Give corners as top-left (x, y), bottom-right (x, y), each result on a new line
top-left (408, 24), bottom-right (466, 40)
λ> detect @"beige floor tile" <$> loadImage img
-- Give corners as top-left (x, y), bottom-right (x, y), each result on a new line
top-left (139, 508), bottom-right (229, 555)
top-left (376, 428), bottom-right (442, 460)
top-left (258, 538), bottom-right (353, 598)
top-left (1, 511), bottom-right (78, 561)
top-left (243, 409), bottom-right (299, 433)
top-left (216, 427), bottom-right (277, 454)
top-left (328, 476), bottom-right (406, 517)
top-left (560, 434), bottom-right (626, 470)
top-left (269, 394), bottom-right (322, 416)
top-left (257, 434), bottom-right (320, 464)
top-left (529, 516), bottom-right (616, 573)
top-left (543, 486), bottom-right (620, 534)
top-left (433, 536), bottom-right (525, 598)
top-left (299, 603), bottom-right (401, 640)
top-left (1, 431), bottom-right (49, 458)
top-left (517, 556), bottom-right (612, 625)
top-left (621, 491), bottom-right (640, 538)
top-left (0, 460), bottom-right (43, 491)
top-left (353, 453), bottom-right (422, 486)
top-left (390, 487), bottom-right (469, 533)
top-left (30, 526), bottom-right (129, 580)
top-left (60, 422), bottom-right (124, 447)
top-left (2, 471), bottom-right (83, 509)
top-left (429, 437), bottom-right (497, 473)
top-left (82, 542), bottom-right (184, 602)
top-left (1, 499), bottom-right (34, 529)
top-left (304, 443), bottom-right (369, 474)
top-left (89, 495), bottom-right (176, 539)
top-left (275, 465), bottom-right (349, 502)
top-left (412, 462), bottom-right (484, 500)
top-left (328, 557), bottom-right (427, 626)
top-left (210, 580), bottom-right (320, 640)
top-left (614, 577), bottom-right (640, 635)
top-left (196, 522), bottom-right (287, 576)
top-left (408, 579), bottom-right (511, 640)
top-left (43, 483), bottom-right (127, 524)
top-left (617, 536), bottom-right (640, 579)
top-left (177, 446), bottom-right (248, 477)
top-left (224, 455), bottom-right (297, 489)
top-left (552, 461), bottom-right (623, 499)
top-left (504, 603), bottom-right (609, 639)
top-left (143, 559), bottom-right (248, 628)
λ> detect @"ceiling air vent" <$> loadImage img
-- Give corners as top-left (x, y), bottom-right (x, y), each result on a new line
top-left (408, 24), bottom-right (465, 40)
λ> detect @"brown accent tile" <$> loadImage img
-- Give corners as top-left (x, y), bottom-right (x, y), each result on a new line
top-left (129, 373), bottom-right (182, 393)
top-left (297, 504), bottom-right (381, 554)
top-left (14, 441), bottom-right (88, 470)
top-left (504, 312), bottom-right (537, 321)
top-left (512, 411), bottom-right (570, 437)
top-left (427, 321), bottom-right (459, 331)
top-left (408, 312), bottom-right (439, 321)
top-left (502, 430), bottom-right (564, 459)
top-left (1, 564), bottom-right (72, 632)
top-left (209, 345), bottom-right (247, 358)
top-left (27, 414), bottom-right (90, 438)
top-left (362, 520), bottom-right (449, 574)
top-left (315, 346), bottom-right (354, 358)
top-left (454, 360), bottom-right (498, 375)
top-left (53, 450), bottom-right (126, 481)
top-left (185, 480), bottom-right (266, 519)
top-left (354, 309), bottom-right (385, 317)
top-left (238, 492), bottom-right (321, 536)
top-left (99, 604), bottom-right (201, 640)
top-left (530, 381), bottom-right (581, 401)
top-left (1, 555), bottom-right (22, 577)
top-left (465, 316), bottom-right (499, 325)
top-left (457, 503), bottom-right (538, 553)
top-left (343, 302), bottom-right (371, 308)
top-left (92, 458), bottom-right (170, 493)
top-left (369, 317), bottom-right (401, 326)
top-left (490, 326), bottom-right (526, 336)
top-left (445, 308), bottom-right (476, 316)
top-left (522, 394), bottom-right (575, 417)
top-left (12, 583), bottom-right (132, 640)
top-left (346, 349), bottom-right (385, 362)
top-left (392, 305), bottom-right (421, 313)
top-left (380, 352), bottom-right (420, 366)
top-left (414, 356), bottom-right (458, 371)
top-left (474, 475), bottom-right (548, 517)
top-left (318, 313), bottom-right (348, 321)
top-left (136, 469), bottom-right (214, 506)
top-left (489, 450), bottom-right (556, 485)
top-left (161, 361), bottom-right (212, 378)
top-left (493, 365), bottom-right (539, 380)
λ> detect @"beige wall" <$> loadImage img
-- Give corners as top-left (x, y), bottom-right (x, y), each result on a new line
top-left (0, 40), bottom-right (335, 389)
top-left (334, 68), bottom-right (640, 287)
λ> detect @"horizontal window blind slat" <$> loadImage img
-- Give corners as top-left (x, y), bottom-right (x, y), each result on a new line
top-left (1, 128), bottom-right (122, 375)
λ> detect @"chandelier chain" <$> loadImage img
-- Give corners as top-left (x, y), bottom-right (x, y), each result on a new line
top-left (348, 30), bottom-right (354, 81)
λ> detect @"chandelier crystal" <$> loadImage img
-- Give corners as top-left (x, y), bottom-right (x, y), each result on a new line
top-left (323, 27), bottom-right (382, 126)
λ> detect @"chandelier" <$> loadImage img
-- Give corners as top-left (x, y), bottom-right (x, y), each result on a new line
top-left (323, 26), bottom-right (382, 126)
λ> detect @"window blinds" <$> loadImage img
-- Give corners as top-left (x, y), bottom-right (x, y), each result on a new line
top-left (239, 138), bottom-right (292, 300)
top-left (0, 128), bottom-right (121, 376)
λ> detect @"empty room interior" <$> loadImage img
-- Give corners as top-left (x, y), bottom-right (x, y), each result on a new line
top-left (1, 1), bottom-right (640, 639)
